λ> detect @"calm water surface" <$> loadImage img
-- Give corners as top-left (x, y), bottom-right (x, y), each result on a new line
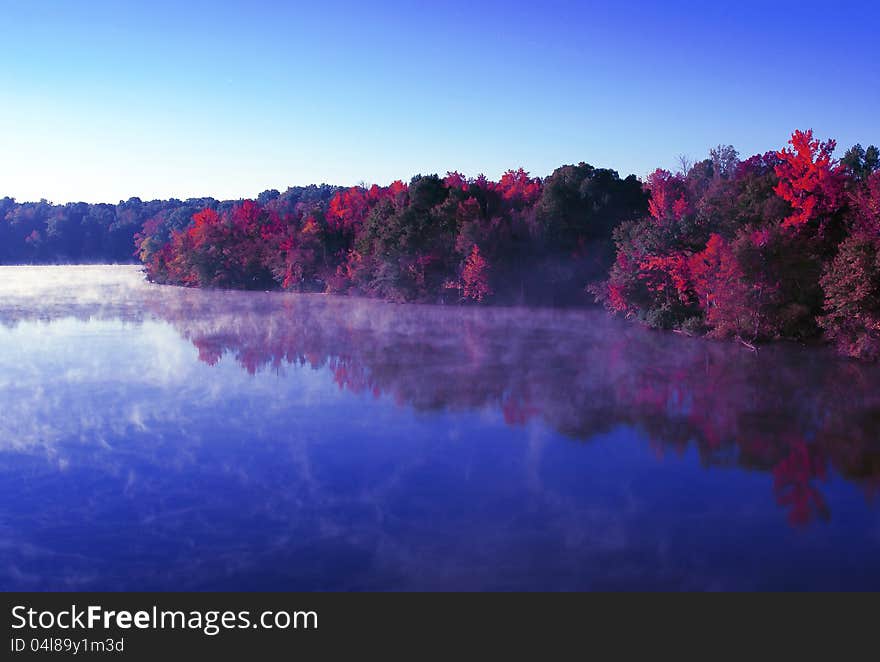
top-left (1, 265), bottom-right (879, 591)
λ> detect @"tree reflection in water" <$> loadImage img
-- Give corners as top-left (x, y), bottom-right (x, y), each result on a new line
top-left (0, 267), bottom-right (880, 590)
top-left (140, 284), bottom-right (880, 529)
top-left (5, 266), bottom-right (880, 590)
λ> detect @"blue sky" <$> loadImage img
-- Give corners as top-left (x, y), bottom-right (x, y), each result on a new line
top-left (0, 0), bottom-right (877, 203)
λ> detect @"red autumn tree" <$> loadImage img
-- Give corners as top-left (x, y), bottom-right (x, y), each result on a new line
top-left (460, 244), bottom-right (493, 302)
top-left (325, 181), bottom-right (408, 236)
top-left (687, 231), bottom-right (771, 339)
top-left (637, 253), bottom-right (691, 304)
top-left (774, 129), bottom-right (844, 233)
top-left (325, 186), bottom-right (372, 235)
top-left (269, 214), bottom-right (326, 291)
top-left (644, 169), bottom-right (690, 223)
top-left (443, 171), bottom-right (469, 191)
top-left (326, 248), bottom-right (367, 294)
top-left (688, 234), bottom-right (729, 312)
top-left (493, 168), bottom-right (542, 208)
top-left (170, 203), bottom-right (278, 289)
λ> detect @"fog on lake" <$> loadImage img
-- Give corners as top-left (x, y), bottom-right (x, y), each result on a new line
top-left (1, 265), bottom-right (879, 590)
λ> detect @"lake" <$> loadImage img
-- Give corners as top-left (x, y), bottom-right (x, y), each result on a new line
top-left (1, 265), bottom-right (879, 591)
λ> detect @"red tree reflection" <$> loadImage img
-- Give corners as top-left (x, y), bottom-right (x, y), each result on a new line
top-left (144, 288), bottom-right (880, 528)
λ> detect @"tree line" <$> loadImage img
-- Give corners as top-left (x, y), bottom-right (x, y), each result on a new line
top-left (134, 167), bottom-right (646, 307)
top-left (598, 132), bottom-right (880, 360)
top-left (2, 130), bottom-right (878, 358)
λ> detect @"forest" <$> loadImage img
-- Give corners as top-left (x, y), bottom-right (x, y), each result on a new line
top-left (2, 130), bottom-right (878, 359)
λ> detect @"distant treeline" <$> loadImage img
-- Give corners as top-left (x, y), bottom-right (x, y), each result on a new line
top-left (3, 130), bottom-right (879, 359)
top-left (0, 186), bottom-right (338, 265)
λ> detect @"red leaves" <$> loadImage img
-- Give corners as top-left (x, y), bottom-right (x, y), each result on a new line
top-left (188, 208), bottom-right (220, 238)
top-left (326, 182), bottom-right (409, 235)
top-left (326, 187), bottom-right (371, 234)
top-left (159, 203), bottom-right (280, 288)
top-left (607, 282), bottom-right (628, 313)
top-left (231, 199), bottom-right (263, 230)
top-left (460, 244), bottom-right (493, 302)
top-left (685, 233), bottom-right (762, 337)
top-left (672, 195), bottom-right (689, 219)
top-left (638, 253), bottom-right (691, 302)
top-left (688, 234), bottom-right (728, 309)
top-left (493, 168), bottom-right (542, 207)
top-left (600, 129), bottom-right (878, 348)
top-left (774, 129), bottom-right (843, 231)
top-left (386, 180), bottom-right (407, 198)
top-left (645, 169), bottom-right (689, 222)
top-left (443, 171), bottom-right (468, 190)
top-left (444, 169), bottom-right (542, 208)
top-left (326, 249), bottom-right (364, 294)
top-left (132, 128), bottom-right (880, 355)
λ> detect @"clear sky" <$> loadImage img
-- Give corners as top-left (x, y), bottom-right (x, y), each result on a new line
top-left (1, 0), bottom-right (877, 204)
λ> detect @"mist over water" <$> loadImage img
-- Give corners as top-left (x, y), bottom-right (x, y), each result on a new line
top-left (1, 265), bottom-right (880, 590)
